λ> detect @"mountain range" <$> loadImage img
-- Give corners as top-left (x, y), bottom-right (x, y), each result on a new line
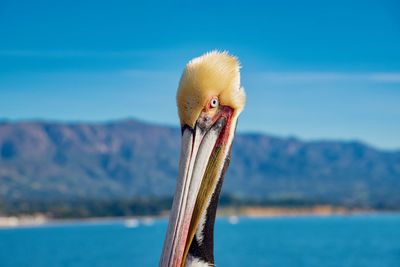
top-left (0, 119), bottom-right (399, 209)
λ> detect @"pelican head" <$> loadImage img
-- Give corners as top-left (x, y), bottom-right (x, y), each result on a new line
top-left (160, 51), bottom-right (246, 267)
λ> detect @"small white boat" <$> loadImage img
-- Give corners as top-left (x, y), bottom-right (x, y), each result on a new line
top-left (124, 218), bottom-right (139, 228)
top-left (228, 216), bottom-right (239, 225)
top-left (141, 217), bottom-right (154, 226)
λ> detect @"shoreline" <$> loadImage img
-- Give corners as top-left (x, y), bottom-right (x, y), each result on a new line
top-left (1, 206), bottom-right (399, 229)
top-left (216, 205), bottom-right (374, 217)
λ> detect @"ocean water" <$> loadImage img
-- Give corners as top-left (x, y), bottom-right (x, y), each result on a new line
top-left (0, 214), bottom-right (399, 267)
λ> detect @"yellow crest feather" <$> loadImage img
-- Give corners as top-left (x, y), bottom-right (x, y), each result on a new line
top-left (177, 51), bottom-right (246, 127)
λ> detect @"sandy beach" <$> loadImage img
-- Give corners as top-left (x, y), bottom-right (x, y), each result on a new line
top-left (1, 205), bottom-right (387, 229)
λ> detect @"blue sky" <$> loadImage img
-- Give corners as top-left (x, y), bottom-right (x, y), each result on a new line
top-left (0, 0), bottom-right (399, 149)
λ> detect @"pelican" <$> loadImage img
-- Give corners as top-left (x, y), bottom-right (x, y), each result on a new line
top-left (160, 51), bottom-right (246, 267)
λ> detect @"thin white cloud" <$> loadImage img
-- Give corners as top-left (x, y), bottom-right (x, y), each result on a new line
top-left (368, 73), bottom-right (400, 82)
top-left (1, 50), bottom-right (399, 84)
top-left (251, 72), bottom-right (400, 83)
top-left (121, 70), bottom-right (400, 83)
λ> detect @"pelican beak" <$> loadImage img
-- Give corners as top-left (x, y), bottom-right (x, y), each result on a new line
top-left (160, 107), bottom-right (233, 267)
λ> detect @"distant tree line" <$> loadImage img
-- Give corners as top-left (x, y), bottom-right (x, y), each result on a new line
top-left (0, 194), bottom-right (398, 219)
top-left (0, 197), bottom-right (173, 218)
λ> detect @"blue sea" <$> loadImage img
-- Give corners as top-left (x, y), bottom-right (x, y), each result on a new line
top-left (1, 214), bottom-right (399, 267)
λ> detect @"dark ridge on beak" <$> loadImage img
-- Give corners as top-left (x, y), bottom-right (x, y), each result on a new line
top-left (181, 124), bottom-right (194, 136)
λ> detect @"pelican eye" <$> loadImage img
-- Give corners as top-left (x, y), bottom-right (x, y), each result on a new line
top-left (210, 97), bottom-right (219, 108)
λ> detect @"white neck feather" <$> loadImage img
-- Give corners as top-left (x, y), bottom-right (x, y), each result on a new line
top-left (185, 255), bottom-right (214, 267)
